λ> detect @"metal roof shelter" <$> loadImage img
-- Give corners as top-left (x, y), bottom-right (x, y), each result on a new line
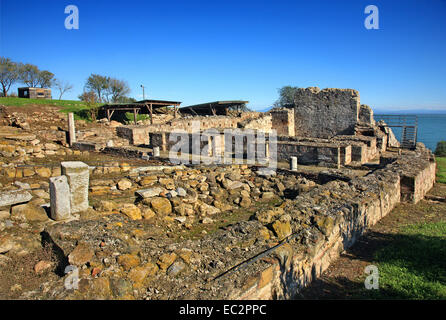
top-left (100, 99), bottom-right (182, 124)
top-left (179, 100), bottom-right (249, 116)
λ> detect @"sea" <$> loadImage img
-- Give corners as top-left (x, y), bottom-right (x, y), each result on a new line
top-left (374, 114), bottom-right (446, 152)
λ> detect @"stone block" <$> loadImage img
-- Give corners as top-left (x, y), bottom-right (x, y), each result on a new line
top-left (49, 175), bottom-right (72, 221)
top-left (61, 161), bottom-right (89, 213)
top-left (0, 190), bottom-right (33, 207)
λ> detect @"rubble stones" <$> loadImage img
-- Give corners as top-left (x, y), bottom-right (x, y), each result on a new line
top-left (150, 197), bottom-right (172, 215)
top-left (68, 242), bottom-right (95, 266)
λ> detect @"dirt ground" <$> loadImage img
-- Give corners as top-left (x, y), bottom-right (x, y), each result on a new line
top-left (296, 183), bottom-right (446, 299)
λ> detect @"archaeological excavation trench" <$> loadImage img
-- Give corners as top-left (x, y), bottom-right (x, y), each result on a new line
top-left (0, 87), bottom-right (437, 299)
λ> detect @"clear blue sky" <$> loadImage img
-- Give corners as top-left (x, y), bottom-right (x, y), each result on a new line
top-left (1, 0), bottom-right (446, 111)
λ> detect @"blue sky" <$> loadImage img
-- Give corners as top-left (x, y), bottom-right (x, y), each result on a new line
top-left (1, 0), bottom-right (446, 111)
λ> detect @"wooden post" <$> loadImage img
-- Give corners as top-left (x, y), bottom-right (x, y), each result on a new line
top-left (106, 109), bottom-right (110, 122)
top-left (149, 104), bottom-right (153, 124)
top-left (133, 108), bottom-right (137, 125)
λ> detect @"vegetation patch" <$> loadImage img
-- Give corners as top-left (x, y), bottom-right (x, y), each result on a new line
top-left (359, 222), bottom-right (446, 299)
top-left (436, 157), bottom-right (446, 184)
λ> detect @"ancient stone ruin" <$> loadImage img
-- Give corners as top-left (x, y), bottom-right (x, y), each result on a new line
top-left (0, 87), bottom-right (437, 300)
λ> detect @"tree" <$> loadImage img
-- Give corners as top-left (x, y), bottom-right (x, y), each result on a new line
top-left (273, 86), bottom-right (300, 108)
top-left (85, 74), bottom-right (109, 102)
top-left (435, 141), bottom-right (446, 157)
top-left (0, 57), bottom-right (20, 97)
top-left (19, 63), bottom-right (40, 87)
top-left (37, 70), bottom-right (54, 88)
top-left (79, 91), bottom-right (100, 121)
top-left (54, 79), bottom-right (73, 100)
top-left (115, 96), bottom-right (137, 103)
top-left (107, 78), bottom-right (131, 102)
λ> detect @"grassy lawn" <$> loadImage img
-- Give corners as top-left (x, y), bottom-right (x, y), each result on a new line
top-left (436, 157), bottom-right (446, 184)
top-left (0, 96), bottom-right (86, 108)
top-left (362, 222), bottom-right (446, 299)
top-left (0, 97), bottom-right (97, 121)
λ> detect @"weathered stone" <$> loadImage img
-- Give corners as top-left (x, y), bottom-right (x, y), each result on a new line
top-left (136, 187), bottom-right (163, 198)
top-left (34, 260), bottom-right (54, 274)
top-left (0, 190), bottom-right (33, 207)
top-left (32, 189), bottom-right (50, 200)
top-left (240, 197), bottom-right (252, 208)
top-left (94, 200), bottom-right (117, 212)
top-left (11, 201), bottom-right (48, 222)
top-left (127, 262), bottom-right (158, 287)
top-left (0, 211), bottom-right (10, 220)
top-left (272, 220), bottom-right (292, 240)
top-left (167, 261), bottom-right (186, 277)
top-left (139, 175), bottom-right (158, 186)
top-left (255, 207), bottom-right (284, 224)
top-left (201, 217), bottom-right (214, 224)
top-left (261, 192), bottom-right (276, 200)
top-left (199, 203), bottom-right (220, 215)
top-left (150, 197), bottom-right (172, 215)
top-left (44, 143), bottom-right (59, 151)
top-left (314, 215), bottom-right (335, 236)
top-left (61, 161), bottom-right (89, 213)
top-left (49, 175), bottom-right (72, 221)
top-left (68, 242), bottom-right (95, 266)
top-left (0, 234), bottom-right (14, 253)
top-left (110, 278), bottom-right (132, 298)
top-left (157, 253), bottom-right (177, 271)
top-left (68, 112), bottom-right (76, 146)
top-left (142, 207), bottom-right (155, 220)
top-left (290, 157), bottom-right (298, 171)
top-left (176, 187), bottom-right (187, 197)
top-left (117, 179), bottom-right (132, 191)
top-left (117, 254), bottom-right (140, 271)
top-left (120, 204), bottom-right (142, 220)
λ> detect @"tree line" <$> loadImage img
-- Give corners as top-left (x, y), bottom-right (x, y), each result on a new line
top-left (78, 74), bottom-right (134, 104)
top-left (0, 56), bottom-right (74, 99)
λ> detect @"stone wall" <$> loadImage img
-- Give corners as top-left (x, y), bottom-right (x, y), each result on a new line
top-left (241, 114), bottom-right (272, 133)
top-left (293, 87), bottom-right (360, 138)
top-left (270, 108), bottom-right (295, 136)
top-left (359, 104), bottom-right (374, 125)
top-left (277, 141), bottom-right (350, 167)
top-left (116, 126), bottom-right (150, 145)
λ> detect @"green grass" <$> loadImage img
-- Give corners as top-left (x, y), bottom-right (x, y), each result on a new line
top-left (363, 222), bottom-right (446, 299)
top-left (436, 157), bottom-right (446, 184)
top-left (0, 96), bottom-right (99, 121)
top-left (124, 112), bottom-right (151, 123)
top-left (0, 96), bottom-right (86, 108)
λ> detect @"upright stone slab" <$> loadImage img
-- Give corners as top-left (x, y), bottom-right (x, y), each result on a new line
top-left (153, 147), bottom-right (160, 157)
top-left (61, 161), bottom-right (89, 213)
top-left (68, 113), bottom-right (76, 146)
top-left (290, 157), bottom-right (298, 171)
top-left (49, 176), bottom-right (72, 220)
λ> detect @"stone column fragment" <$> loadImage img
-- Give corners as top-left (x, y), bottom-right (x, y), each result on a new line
top-left (61, 161), bottom-right (89, 213)
top-left (68, 112), bottom-right (76, 146)
top-left (49, 175), bottom-right (72, 220)
top-left (290, 156), bottom-right (298, 171)
top-left (153, 147), bottom-right (160, 157)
